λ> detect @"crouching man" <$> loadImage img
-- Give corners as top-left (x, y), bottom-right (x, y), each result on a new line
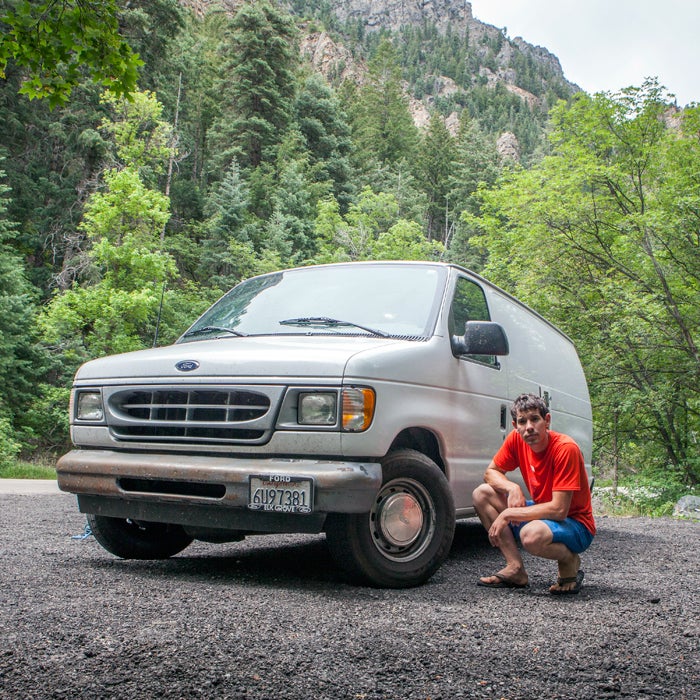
top-left (473, 393), bottom-right (595, 594)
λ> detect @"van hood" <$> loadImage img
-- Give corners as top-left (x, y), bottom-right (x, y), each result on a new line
top-left (74, 335), bottom-right (407, 382)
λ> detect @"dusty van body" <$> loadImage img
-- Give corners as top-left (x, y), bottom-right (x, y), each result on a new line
top-left (57, 261), bottom-right (592, 588)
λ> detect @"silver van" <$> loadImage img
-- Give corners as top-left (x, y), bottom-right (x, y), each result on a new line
top-left (57, 261), bottom-right (592, 588)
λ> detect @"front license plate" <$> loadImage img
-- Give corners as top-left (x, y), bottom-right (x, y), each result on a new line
top-left (248, 475), bottom-right (314, 514)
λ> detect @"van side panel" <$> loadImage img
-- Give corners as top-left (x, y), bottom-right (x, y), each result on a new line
top-left (487, 291), bottom-right (593, 465)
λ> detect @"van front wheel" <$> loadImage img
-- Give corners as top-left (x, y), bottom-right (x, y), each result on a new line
top-left (87, 514), bottom-right (193, 559)
top-left (325, 449), bottom-right (455, 588)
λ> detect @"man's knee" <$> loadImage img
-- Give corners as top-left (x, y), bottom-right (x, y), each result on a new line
top-left (519, 521), bottom-right (553, 552)
top-left (472, 482), bottom-right (495, 507)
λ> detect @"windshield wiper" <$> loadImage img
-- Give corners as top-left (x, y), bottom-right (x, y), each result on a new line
top-left (182, 325), bottom-right (247, 338)
top-left (279, 316), bottom-right (389, 338)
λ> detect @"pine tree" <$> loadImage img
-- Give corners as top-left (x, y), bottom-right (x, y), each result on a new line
top-left (416, 112), bottom-right (457, 242)
top-left (446, 114), bottom-right (501, 268)
top-left (197, 161), bottom-right (253, 290)
top-left (266, 158), bottom-right (316, 264)
top-left (0, 165), bottom-right (50, 463)
top-left (208, 0), bottom-right (298, 171)
top-left (346, 39), bottom-right (419, 175)
top-left (294, 74), bottom-right (354, 212)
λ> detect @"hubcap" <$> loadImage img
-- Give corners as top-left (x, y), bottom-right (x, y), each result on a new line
top-left (370, 477), bottom-right (436, 562)
top-left (379, 492), bottom-right (424, 547)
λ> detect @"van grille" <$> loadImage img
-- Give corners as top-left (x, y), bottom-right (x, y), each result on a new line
top-left (106, 388), bottom-right (275, 444)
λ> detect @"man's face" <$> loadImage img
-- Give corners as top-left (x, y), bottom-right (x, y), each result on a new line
top-left (513, 408), bottom-right (551, 453)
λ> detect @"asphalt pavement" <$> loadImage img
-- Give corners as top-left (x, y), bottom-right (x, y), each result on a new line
top-left (0, 478), bottom-right (60, 495)
top-left (0, 484), bottom-right (698, 699)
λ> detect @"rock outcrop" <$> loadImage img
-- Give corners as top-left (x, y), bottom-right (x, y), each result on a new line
top-left (328, 0), bottom-right (475, 35)
top-left (180, 1), bottom-right (577, 139)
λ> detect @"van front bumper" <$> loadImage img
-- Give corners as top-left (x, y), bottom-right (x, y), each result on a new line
top-left (57, 450), bottom-right (382, 533)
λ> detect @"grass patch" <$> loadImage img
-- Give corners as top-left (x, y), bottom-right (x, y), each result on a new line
top-left (0, 460), bottom-right (57, 480)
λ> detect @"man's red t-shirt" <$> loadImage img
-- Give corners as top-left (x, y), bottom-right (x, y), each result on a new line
top-left (493, 429), bottom-right (596, 535)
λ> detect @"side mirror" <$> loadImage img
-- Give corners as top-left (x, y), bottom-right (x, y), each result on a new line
top-left (452, 321), bottom-right (509, 357)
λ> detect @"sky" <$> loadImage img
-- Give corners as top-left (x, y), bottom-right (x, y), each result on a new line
top-left (468, 0), bottom-right (700, 106)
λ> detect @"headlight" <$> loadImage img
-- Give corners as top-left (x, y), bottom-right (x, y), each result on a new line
top-left (342, 387), bottom-right (375, 432)
top-left (299, 392), bottom-right (337, 425)
top-left (76, 391), bottom-right (104, 421)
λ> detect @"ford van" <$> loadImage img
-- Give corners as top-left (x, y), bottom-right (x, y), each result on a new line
top-left (57, 261), bottom-right (592, 588)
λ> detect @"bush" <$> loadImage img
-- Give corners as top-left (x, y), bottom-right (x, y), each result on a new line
top-left (19, 385), bottom-right (71, 455)
top-left (0, 415), bottom-right (21, 469)
top-left (594, 476), bottom-right (697, 517)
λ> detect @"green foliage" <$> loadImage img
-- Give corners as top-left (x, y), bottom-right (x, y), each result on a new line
top-left (196, 161), bottom-right (253, 289)
top-left (19, 385), bottom-right (71, 455)
top-left (294, 73), bottom-right (354, 210)
top-left (416, 112), bottom-right (457, 241)
top-left (119, 0), bottom-right (185, 96)
top-left (0, 164), bottom-right (55, 456)
top-left (474, 80), bottom-right (700, 485)
top-left (0, 0), bottom-right (142, 107)
top-left (0, 74), bottom-right (109, 293)
top-left (1, 0), bottom-right (677, 497)
top-left (100, 90), bottom-right (172, 180)
top-left (445, 115), bottom-right (502, 268)
top-left (595, 478), bottom-right (698, 517)
top-left (37, 91), bottom-right (184, 363)
top-left (373, 219), bottom-right (444, 261)
top-left (313, 188), bottom-right (443, 262)
top-left (0, 414), bottom-right (21, 468)
top-left (83, 167), bottom-right (171, 245)
top-left (345, 39), bottom-right (419, 174)
top-left (266, 157), bottom-right (317, 264)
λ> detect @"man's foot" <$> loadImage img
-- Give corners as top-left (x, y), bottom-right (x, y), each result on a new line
top-left (550, 569), bottom-right (584, 595)
top-left (549, 553), bottom-right (582, 594)
top-left (477, 568), bottom-right (529, 588)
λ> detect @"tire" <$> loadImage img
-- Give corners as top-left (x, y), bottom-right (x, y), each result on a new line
top-left (87, 514), bottom-right (193, 560)
top-left (325, 449), bottom-right (455, 588)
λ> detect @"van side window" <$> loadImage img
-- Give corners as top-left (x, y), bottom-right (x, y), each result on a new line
top-left (449, 277), bottom-right (497, 365)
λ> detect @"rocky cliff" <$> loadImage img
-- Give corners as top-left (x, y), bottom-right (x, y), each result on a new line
top-left (328, 0), bottom-right (475, 34)
top-left (181, 0), bottom-right (571, 93)
top-left (178, 0), bottom-right (577, 153)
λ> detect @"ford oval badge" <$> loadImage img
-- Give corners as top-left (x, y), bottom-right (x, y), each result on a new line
top-left (175, 360), bottom-right (200, 372)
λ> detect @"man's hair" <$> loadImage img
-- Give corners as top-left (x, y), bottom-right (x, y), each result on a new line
top-left (510, 393), bottom-right (549, 421)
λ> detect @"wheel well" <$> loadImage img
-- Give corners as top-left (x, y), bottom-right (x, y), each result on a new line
top-left (388, 428), bottom-right (444, 470)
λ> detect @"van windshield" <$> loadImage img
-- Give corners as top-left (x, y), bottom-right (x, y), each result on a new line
top-left (179, 264), bottom-right (446, 342)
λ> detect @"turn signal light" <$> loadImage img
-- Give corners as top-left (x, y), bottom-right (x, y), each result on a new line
top-left (341, 387), bottom-right (375, 432)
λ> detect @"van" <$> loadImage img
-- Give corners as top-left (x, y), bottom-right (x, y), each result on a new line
top-left (57, 261), bottom-right (592, 588)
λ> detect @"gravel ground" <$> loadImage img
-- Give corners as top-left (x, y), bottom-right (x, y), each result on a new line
top-left (0, 492), bottom-right (698, 700)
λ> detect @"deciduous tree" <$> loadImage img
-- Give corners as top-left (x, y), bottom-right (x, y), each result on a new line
top-left (475, 80), bottom-right (700, 484)
top-left (0, 0), bottom-right (142, 107)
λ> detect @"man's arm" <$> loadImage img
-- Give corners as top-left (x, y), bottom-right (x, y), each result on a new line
top-left (483, 459), bottom-right (574, 546)
top-left (483, 459), bottom-right (574, 522)
top-left (483, 460), bottom-right (527, 508)
top-left (501, 490), bottom-right (573, 524)
top-left (487, 489), bottom-right (574, 548)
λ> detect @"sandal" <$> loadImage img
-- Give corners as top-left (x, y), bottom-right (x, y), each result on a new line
top-left (477, 573), bottom-right (529, 589)
top-left (550, 569), bottom-right (584, 595)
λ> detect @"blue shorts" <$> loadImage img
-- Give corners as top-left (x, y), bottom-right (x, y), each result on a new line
top-left (510, 501), bottom-right (594, 554)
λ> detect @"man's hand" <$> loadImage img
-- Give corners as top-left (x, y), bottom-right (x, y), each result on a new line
top-left (488, 512), bottom-right (512, 548)
top-left (484, 462), bottom-right (526, 510)
top-left (505, 484), bottom-right (526, 509)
